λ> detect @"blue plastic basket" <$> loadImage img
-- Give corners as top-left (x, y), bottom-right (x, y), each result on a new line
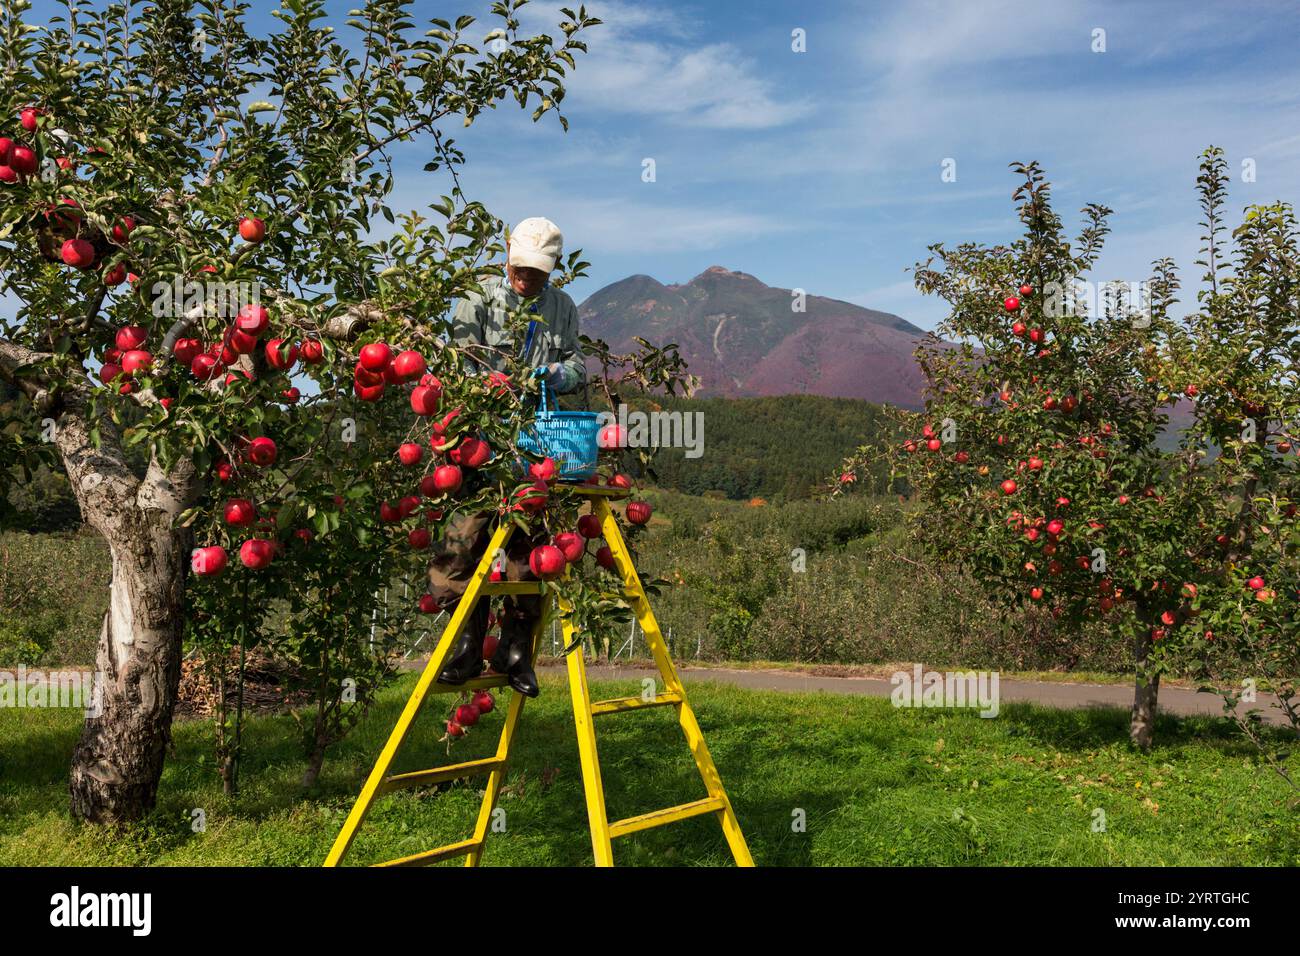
top-left (517, 385), bottom-right (600, 481)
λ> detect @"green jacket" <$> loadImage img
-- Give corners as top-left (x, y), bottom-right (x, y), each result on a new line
top-left (449, 276), bottom-right (586, 393)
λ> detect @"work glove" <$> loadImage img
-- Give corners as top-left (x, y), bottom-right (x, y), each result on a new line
top-left (533, 363), bottom-right (567, 391)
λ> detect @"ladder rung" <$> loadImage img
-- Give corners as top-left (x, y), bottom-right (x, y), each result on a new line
top-left (608, 797), bottom-right (726, 839)
top-left (590, 691), bottom-right (682, 716)
top-left (430, 672), bottom-right (510, 694)
top-left (375, 837), bottom-right (483, 867)
top-left (379, 757), bottom-right (505, 794)
top-left (481, 582), bottom-right (547, 596)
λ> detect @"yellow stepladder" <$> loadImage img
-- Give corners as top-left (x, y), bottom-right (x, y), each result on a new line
top-left (323, 485), bottom-right (753, 867)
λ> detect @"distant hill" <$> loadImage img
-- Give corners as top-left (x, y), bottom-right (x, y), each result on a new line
top-left (579, 266), bottom-right (934, 408)
top-left (622, 393), bottom-right (893, 501)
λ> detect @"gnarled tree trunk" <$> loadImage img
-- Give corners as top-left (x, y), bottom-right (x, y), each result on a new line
top-left (55, 409), bottom-right (199, 822)
top-left (1130, 610), bottom-right (1161, 751)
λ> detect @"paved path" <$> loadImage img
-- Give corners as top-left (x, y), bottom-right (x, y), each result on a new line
top-left (520, 662), bottom-right (1290, 727)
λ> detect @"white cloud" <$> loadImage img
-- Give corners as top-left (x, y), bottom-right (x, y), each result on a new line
top-left (521, 1), bottom-right (812, 129)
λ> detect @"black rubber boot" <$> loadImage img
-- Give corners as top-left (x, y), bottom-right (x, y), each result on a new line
top-left (437, 605), bottom-right (487, 686)
top-left (490, 622), bottom-right (539, 698)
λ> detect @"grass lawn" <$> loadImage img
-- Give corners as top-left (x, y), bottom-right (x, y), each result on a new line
top-left (1, 674), bottom-right (1296, 866)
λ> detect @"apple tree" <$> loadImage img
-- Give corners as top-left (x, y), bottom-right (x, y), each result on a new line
top-left (1168, 149), bottom-right (1300, 779)
top-left (837, 161), bottom-right (1211, 749)
top-left (0, 0), bottom-right (600, 821)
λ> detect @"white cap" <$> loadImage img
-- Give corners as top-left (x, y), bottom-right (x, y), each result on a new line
top-left (508, 217), bottom-right (563, 272)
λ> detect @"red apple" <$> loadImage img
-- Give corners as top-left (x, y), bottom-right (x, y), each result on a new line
top-left (432, 464), bottom-right (462, 494)
top-left (418, 594), bottom-right (440, 614)
top-left (359, 342), bottom-right (392, 372)
top-left (238, 217), bottom-right (266, 243)
top-left (61, 238), bottom-right (95, 269)
top-left (471, 690), bottom-right (495, 714)
top-left (354, 381), bottom-right (385, 402)
top-left (225, 327), bottom-right (258, 355)
top-left (1029, 587), bottom-right (1044, 600)
top-left (191, 546), bottom-right (228, 576)
top-left (1018, 284), bottom-right (1033, 296)
top-left (529, 457), bottom-right (558, 483)
top-left (1003, 296), bottom-right (1020, 311)
top-left (397, 442), bottom-right (423, 467)
top-left (1046, 519), bottom-right (1064, 537)
top-left (598, 423), bottom-right (627, 449)
top-left (409, 528), bottom-right (432, 550)
top-left (0, 137), bottom-right (11, 165)
top-left (235, 303), bottom-right (269, 336)
top-left (264, 338), bottom-right (298, 370)
top-left (300, 339), bottom-right (324, 364)
top-left (247, 436), bottom-right (277, 467)
top-left (379, 501), bottom-right (401, 523)
top-left (454, 703), bottom-right (480, 727)
top-left (392, 350), bottom-right (426, 382)
top-left (110, 216), bottom-right (136, 244)
top-left (282, 387), bottom-right (301, 404)
top-left (399, 495), bottom-right (421, 518)
top-left (410, 384), bottom-right (440, 416)
top-left (529, 544), bottom-right (567, 580)
top-left (595, 546), bottom-right (616, 570)
top-left (0, 166), bottom-right (17, 183)
top-left (577, 513), bottom-right (602, 539)
top-left (451, 436), bottom-right (491, 469)
top-left (554, 532), bottom-right (585, 564)
top-left (10, 146), bottom-right (36, 176)
top-left (19, 107), bottom-right (40, 132)
top-left (121, 349), bottom-right (153, 376)
top-left (101, 263), bottom-right (127, 287)
top-left (224, 498), bottom-right (257, 527)
top-left (1000, 479), bottom-right (1017, 495)
top-left (239, 538), bottom-right (274, 569)
top-left (607, 473), bottom-right (633, 490)
top-left (483, 633), bottom-right (500, 658)
top-left (191, 354), bottom-right (223, 381)
top-left (1247, 576), bottom-right (1265, 590)
top-left (512, 480), bottom-right (549, 515)
top-left (98, 362), bottom-right (123, 384)
top-left (625, 500), bottom-right (653, 525)
top-left (445, 720), bottom-right (465, 739)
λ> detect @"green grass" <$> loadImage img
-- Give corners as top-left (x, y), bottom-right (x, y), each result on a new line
top-left (1, 674), bottom-right (1296, 866)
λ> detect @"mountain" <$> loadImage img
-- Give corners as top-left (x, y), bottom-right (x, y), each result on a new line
top-left (578, 266), bottom-right (933, 407)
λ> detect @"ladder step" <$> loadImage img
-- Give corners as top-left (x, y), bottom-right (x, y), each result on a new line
top-left (481, 582), bottom-right (547, 596)
top-left (590, 691), bottom-right (682, 716)
top-left (428, 672), bottom-right (511, 695)
top-left (608, 797), bottom-right (726, 839)
top-left (379, 757), bottom-right (505, 794)
top-left (375, 837), bottom-right (483, 867)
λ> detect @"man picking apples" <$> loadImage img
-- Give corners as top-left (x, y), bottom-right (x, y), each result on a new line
top-left (431, 217), bottom-right (586, 697)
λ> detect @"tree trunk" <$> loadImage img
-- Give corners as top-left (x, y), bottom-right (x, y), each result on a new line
top-left (55, 410), bottom-right (199, 822)
top-left (1130, 619), bottom-right (1161, 751)
top-left (302, 736), bottom-right (328, 790)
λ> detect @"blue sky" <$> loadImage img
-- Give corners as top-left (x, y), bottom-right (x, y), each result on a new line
top-left (18, 0), bottom-right (1300, 331)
